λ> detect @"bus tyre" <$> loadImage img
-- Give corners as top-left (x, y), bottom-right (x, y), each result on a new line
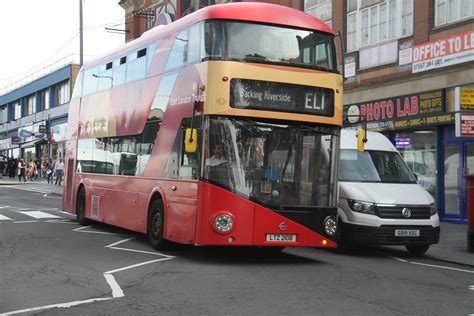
top-left (76, 188), bottom-right (90, 226)
top-left (148, 199), bottom-right (166, 250)
top-left (405, 244), bottom-right (430, 256)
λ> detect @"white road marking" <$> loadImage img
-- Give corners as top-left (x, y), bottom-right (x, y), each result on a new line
top-left (469, 285), bottom-right (474, 290)
top-left (3, 233), bottom-right (175, 315)
top-left (73, 226), bottom-right (130, 236)
top-left (105, 257), bottom-right (173, 274)
top-left (18, 211), bottom-right (61, 219)
top-left (13, 220), bottom-right (39, 223)
top-left (105, 237), bottom-right (136, 248)
top-left (103, 273), bottom-right (124, 298)
top-left (0, 205), bottom-right (10, 209)
top-left (2, 297), bottom-right (113, 315)
top-left (388, 254), bottom-right (474, 274)
top-left (58, 210), bottom-right (75, 217)
top-left (0, 214), bottom-right (12, 220)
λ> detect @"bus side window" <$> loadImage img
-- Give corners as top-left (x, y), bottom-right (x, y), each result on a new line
top-left (187, 23), bottom-right (201, 64)
top-left (165, 29), bottom-right (188, 71)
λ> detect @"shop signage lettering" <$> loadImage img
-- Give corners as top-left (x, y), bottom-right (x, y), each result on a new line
top-left (461, 88), bottom-right (474, 110)
top-left (412, 31), bottom-right (474, 73)
top-left (344, 90), bottom-right (446, 131)
top-left (460, 114), bottom-right (474, 136)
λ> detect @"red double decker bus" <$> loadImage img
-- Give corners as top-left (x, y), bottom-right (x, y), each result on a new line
top-left (62, 2), bottom-right (343, 250)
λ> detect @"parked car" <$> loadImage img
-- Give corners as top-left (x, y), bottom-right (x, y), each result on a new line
top-left (337, 129), bottom-right (440, 255)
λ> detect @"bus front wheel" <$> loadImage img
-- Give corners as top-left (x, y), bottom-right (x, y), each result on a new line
top-left (148, 199), bottom-right (166, 250)
top-left (76, 187), bottom-right (89, 226)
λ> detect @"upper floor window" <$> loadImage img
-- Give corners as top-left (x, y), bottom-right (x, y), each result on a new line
top-left (435, 0), bottom-right (473, 27)
top-left (40, 89), bottom-right (50, 111)
top-left (304, 0), bottom-right (333, 29)
top-left (26, 94), bottom-right (36, 115)
top-left (0, 106), bottom-right (7, 123)
top-left (55, 81), bottom-right (70, 106)
top-left (13, 101), bottom-right (21, 120)
top-left (347, 0), bottom-right (413, 52)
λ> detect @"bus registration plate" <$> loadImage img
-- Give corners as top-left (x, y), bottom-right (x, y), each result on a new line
top-left (395, 229), bottom-right (420, 237)
top-left (266, 234), bottom-right (297, 242)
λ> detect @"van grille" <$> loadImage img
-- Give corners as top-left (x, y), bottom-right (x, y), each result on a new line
top-left (376, 205), bottom-right (431, 219)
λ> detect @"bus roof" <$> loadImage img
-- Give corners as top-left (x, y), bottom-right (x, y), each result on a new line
top-left (84, 2), bottom-right (334, 70)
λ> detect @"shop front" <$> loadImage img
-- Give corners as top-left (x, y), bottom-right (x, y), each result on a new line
top-left (49, 122), bottom-right (67, 160)
top-left (344, 88), bottom-right (469, 223)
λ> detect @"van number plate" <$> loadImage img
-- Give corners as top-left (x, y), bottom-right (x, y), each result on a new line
top-left (395, 229), bottom-right (420, 237)
top-left (266, 234), bottom-right (297, 242)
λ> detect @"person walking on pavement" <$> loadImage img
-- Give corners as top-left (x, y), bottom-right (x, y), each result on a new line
top-left (54, 158), bottom-right (64, 186)
top-left (27, 160), bottom-right (37, 181)
top-left (18, 158), bottom-right (26, 182)
top-left (46, 160), bottom-right (54, 184)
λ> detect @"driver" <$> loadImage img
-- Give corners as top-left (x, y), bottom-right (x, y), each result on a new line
top-left (205, 143), bottom-right (227, 167)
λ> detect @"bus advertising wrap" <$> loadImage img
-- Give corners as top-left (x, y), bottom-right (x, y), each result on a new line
top-left (230, 79), bottom-right (334, 116)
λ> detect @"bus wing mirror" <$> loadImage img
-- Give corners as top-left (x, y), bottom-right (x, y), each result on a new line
top-left (185, 128), bottom-right (198, 153)
top-left (357, 128), bottom-right (366, 152)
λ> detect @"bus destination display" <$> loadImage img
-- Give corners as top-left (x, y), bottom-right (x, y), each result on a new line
top-left (230, 79), bottom-right (334, 116)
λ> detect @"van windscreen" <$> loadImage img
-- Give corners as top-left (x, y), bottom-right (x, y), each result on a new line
top-left (339, 149), bottom-right (416, 183)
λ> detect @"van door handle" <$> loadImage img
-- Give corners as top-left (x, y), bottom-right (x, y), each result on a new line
top-left (171, 185), bottom-right (177, 191)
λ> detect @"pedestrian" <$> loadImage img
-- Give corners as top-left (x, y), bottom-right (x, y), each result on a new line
top-left (54, 158), bottom-right (64, 186)
top-left (0, 155), bottom-right (5, 178)
top-left (27, 160), bottom-right (37, 181)
top-left (18, 158), bottom-right (26, 182)
top-left (46, 160), bottom-right (54, 184)
top-left (34, 157), bottom-right (41, 180)
top-left (9, 157), bottom-right (17, 179)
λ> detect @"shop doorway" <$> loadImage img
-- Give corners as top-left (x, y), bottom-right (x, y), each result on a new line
top-left (441, 140), bottom-right (473, 223)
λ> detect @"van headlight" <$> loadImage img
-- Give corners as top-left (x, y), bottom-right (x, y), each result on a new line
top-left (348, 200), bottom-right (376, 215)
top-left (430, 203), bottom-right (437, 215)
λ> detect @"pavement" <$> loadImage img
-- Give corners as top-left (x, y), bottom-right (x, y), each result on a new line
top-left (0, 176), bottom-right (472, 266)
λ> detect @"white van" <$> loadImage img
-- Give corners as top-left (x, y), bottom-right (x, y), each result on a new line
top-left (337, 129), bottom-right (440, 255)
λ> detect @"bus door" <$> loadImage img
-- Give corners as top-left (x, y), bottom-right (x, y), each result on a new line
top-left (163, 123), bottom-right (201, 243)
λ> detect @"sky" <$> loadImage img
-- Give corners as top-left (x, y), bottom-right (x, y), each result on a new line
top-left (0, 0), bottom-right (125, 91)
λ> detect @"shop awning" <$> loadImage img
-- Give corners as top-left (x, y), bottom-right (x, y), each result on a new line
top-left (20, 138), bottom-right (47, 148)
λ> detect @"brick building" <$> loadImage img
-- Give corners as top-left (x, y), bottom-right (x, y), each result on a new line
top-left (119, 0), bottom-right (473, 223)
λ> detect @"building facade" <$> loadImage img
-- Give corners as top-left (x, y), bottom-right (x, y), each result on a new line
top-left (119, 0), bottom-right (473, 224)
top-left (330, 0), bottom-right (473, 224)
top-left (0, 64), bottom-right (80, 166)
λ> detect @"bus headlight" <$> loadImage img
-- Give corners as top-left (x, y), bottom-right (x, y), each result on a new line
top-left (430, 203), bottom-right (437, 215)
top-left (323, 216), bottom-right (337, 236)
top-left (214, 214), bottom-right (234, 234)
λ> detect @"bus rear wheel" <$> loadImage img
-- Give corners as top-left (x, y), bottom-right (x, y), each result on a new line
top-left (76, 187), bottom-right (89, 226)
top-left (148, 199), bottom-right (166, 250)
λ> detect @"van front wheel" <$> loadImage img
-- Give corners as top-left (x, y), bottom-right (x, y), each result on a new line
top-left (406, 244), bottom-right (430, 256)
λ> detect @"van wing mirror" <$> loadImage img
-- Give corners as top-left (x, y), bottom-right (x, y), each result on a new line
top-left (357, 128), bottom-right (366, 152)
top-left (185, 128), bottom-right (198, 153)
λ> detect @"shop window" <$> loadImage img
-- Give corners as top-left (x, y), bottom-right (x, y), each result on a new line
top-left (394, 130), bottom-right (437, 198)
top-left (435, 0), bottom-right (473, 26)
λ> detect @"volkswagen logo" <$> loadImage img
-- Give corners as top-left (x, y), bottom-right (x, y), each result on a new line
top-left (401, 208), bottom-right (412, 218)
top-left (278, 222), bottom-right (288, 231)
